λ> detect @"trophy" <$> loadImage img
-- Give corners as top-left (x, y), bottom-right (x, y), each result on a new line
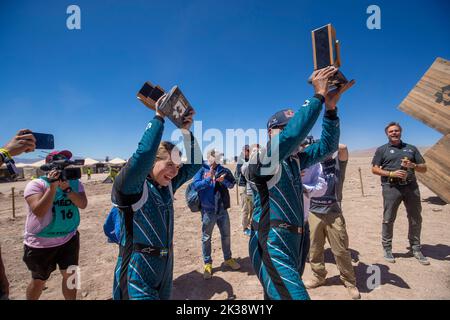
top-left (310, 23), bottom-right (348, 91)
top-left (137, 82), bottom-right (194, 128)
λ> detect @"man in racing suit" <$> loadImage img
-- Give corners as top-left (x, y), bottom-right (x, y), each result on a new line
top-left (243, 67), bottom-right (354, 299)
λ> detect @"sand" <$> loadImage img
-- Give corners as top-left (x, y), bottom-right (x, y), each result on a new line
top-left (0, 156), bottom-right (449, 300)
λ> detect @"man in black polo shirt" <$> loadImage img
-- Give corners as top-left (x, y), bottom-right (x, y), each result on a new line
top-left (372, 122), bottom-right (429, 265)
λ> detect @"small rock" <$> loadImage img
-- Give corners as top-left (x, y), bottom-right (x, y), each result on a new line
top-left (82, 291), bottom-right (89, 298)
top-left (432, 208), bottom-right (442, 212)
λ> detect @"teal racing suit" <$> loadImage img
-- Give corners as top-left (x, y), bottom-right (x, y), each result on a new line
top-left (112, 116), bottom-right (202, 300)
top-left (243, 95), bottom-right (340, 300)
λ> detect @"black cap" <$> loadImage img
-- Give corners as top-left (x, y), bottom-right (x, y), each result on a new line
top-left (267, 109), bottom-right (295, 130)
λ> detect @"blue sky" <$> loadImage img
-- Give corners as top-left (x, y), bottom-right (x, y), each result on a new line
top-left (1, 0), bottom-right (449, 160)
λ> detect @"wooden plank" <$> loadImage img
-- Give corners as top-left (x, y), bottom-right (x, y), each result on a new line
top-left (398, 57), bottom-right (450, 135)
top-left (416, 134), bottom-right (450, 203)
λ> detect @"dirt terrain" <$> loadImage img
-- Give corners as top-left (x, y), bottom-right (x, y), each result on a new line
top-left (0, 157), bottom-right (449, 300)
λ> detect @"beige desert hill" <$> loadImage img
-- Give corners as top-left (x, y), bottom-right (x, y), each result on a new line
top-left (350, 146), bottom-right (430, 158)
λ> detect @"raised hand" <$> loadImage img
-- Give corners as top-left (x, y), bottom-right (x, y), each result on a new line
top-left (181, 109), bottom-right (195, 131)
top-left (155, 94), bottom-right (168, 118)
top-left (311, 66), bottom-right (338, 96)
top-left (3, 129), bottom-right (36, 156)
top-left (325, 79), bottom-right (355, 110)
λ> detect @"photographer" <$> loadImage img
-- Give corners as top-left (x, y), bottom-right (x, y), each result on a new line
top-left (23, 150), bottom-right (87, 300)
top-left (0, 130), bottom-right (36, 300)
top-left (192, 149), bottom-right (240, 280)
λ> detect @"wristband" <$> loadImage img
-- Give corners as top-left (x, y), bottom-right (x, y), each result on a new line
top-left (0, 148), bottom-right (11, 160)
top-left (63, 187), bottom-right (72, 194)
top-left (154, 115), bottom-right (165, 123)
top-left (325, 108), bottom-right (338, 119)
top-left (389, 171), bottom-right (393, 178)
top-left (313, 94), bottom-right (325, 104)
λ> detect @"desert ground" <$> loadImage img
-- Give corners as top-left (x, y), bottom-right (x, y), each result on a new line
top-left (0, 156), bottom-right (449, 300)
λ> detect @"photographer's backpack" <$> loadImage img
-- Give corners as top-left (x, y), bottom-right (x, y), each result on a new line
top-left (103, 207), bottom-right (122, 244)
top-left (185, 182), bottom-right (201, 212)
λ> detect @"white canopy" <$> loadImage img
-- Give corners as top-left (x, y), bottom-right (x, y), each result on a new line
top-left (83, 157), bottom-right (100, 166)
top-left (30, 159), bottom-right (46, 168)
top-left (1, 163), bottom-right (29, 169)
top-left (15, 162), bottom-right (34, 168)
top-left (109, 158), bottom-right (126, 165)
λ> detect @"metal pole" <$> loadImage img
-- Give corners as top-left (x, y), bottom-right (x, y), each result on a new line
top-left (11, 187), bottom-right (16, 219)
top-left (358, 167), bottom-right (365, 197)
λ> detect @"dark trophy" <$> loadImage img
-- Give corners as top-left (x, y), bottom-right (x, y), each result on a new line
top-left (137, 82), bottom-right (194, 128)
top-left (310, 23), bottom-right (348, 91)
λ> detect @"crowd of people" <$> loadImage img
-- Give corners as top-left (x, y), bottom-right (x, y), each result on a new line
top-left (0, 66), bottom-right (431, 300)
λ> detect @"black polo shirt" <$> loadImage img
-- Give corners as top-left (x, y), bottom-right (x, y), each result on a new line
top-left (372, 141), bottom-right (425, 185)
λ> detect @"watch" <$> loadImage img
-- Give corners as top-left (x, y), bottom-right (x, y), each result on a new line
top-left (63, 187), bottom-right (72, 194)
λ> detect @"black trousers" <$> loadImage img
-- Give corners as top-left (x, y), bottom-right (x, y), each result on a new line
top-left (381, 181), bottom-right (422, 251)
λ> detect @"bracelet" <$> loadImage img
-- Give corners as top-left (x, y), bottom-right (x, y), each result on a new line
top-left (0, 148), bottom-right (11, 159)
top-left (389, 171), bottom-right (393, 178)
top-left (63, 187), bottom-right (72, 194)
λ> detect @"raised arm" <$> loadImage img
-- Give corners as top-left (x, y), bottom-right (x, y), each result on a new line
top-left (268, 96), bottom-right (324, 163)
top-left (299, 110), bottom-right (340, 169)
top-left (259, 67), bottom-right (345, 176)
top-left (171, 129), bottom-right (203, 192)
top-left (1, 129), bottom-right (36, 166)
top-left (218, 168), bottom-right (236, 189)
top-left (113, 116), bottom-right (164, 199)
top-left (300, 74), bottom-right (355, 169)
top-left (192, 167), bottom-right (212, 192)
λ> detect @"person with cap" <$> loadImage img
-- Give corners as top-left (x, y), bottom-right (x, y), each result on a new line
top-left (23, 149), bottom-right (88, 300)
top-left (111, 95), bottom-right (202, 300)
top-left (298, 136), bottom-right (326, 279)
top-left (242, 66), bottom-right (355, 300)
top-left (192, 148), bottom-right (240, 279)
top-left (236, 144), bottom-right (260, 236)
top-left (304, 143), bottom-right (361, 300)
top-left (372, 122), bottom-right (429, 265)
top-left (0, 130), bottom-right (36, 300)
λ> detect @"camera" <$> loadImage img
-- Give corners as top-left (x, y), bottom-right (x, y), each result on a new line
top-left (40, 159), bottom-right (85, 182)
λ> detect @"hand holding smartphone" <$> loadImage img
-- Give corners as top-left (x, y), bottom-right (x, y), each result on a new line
top-left (32, 132), bottom-right (55, 149)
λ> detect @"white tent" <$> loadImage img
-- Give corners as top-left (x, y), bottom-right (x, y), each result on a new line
top-left (109, 158), bottom-right (126, 165)
top-left (83, 157), bottom-right (100, 166)
top-left (30, 159), bottom-right (46, 168)
top-left (15, 162), bottom-right (33, 168)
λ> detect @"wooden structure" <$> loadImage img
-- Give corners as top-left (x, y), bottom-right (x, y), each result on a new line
top-left (398, 57), bottom-right (450, 203)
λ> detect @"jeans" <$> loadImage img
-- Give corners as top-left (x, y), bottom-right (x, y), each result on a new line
top-left (382, 181), bottom-right (422, 251)
top-left (201, 208), bottom-right (232, 264)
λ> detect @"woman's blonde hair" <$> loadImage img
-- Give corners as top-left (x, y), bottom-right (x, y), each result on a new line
top-left (155, 141), bottom-right (181, 161)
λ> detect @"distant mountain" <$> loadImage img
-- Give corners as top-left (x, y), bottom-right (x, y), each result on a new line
top-left (350, 146), bottom-right (430, 157)
top-left (13, 158), bottom-right (43, 164)
top-left (14, 155), bottom-right (88, 164)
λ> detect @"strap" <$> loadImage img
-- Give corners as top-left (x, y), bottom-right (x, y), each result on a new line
top-left (119, 243), bottom-right (171, 257)
top-left (0, 148), bottom-right (11, 159)
top-left (252, 219), bottom-right (303, 235)
top-left (118, 205), bottom-right (133, 300)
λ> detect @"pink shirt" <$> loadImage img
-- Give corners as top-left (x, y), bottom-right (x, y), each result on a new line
top-left (23, 179), bottom-right (85, 248)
